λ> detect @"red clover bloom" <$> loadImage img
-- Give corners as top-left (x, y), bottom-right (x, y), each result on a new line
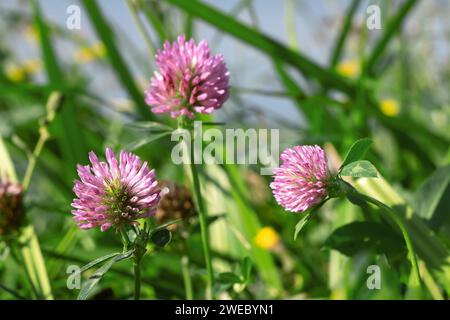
top-left (145, 35), bottom-right (230, 119)
top-left (270, 145), bottom-right (331, 213)
top-left (71, 148), bottom-right (160, 232)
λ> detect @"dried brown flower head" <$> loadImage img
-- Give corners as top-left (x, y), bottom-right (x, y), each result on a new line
top-left (0, 181), bottom-right (25, 236)
top-left (156, 180), bottom-right (195, 230)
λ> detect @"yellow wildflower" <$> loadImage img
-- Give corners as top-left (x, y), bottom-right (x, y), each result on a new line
top-left (74, 46), bottom-right (96, 63)
top-left (379, 99), bottom-right (400, 117)
top-left (5, 64), bottom-right (26, 83)
top-left (337, 59), bottom-right (360, 78)
top-left (74, 42), bottom-right (106, 63)
top-left (255, 227), bottom-right (280, 250)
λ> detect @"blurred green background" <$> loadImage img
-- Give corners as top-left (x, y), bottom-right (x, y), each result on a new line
top-left (0, 0), bottom-right (449, 300)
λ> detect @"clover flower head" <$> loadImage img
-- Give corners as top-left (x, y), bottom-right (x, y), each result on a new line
top-left (145, 35), bottom-right (230, 119)
top-left (71, 148), bottom-right (160, 231)
top-left (270, 145), bottom-right (330, 213)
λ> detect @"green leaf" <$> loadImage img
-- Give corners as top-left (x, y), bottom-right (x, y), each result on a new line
top-left (150, 228), bottom-right (172, 247)
top-left (293, 199), bottom-right (329, 240)
top-left (217, 272), bottom-right (242, 285)
top-left (127, 121), bottom-right (173, 132)
top-left (340, 138), bottom-right (373, 169)
top-left (411, 165), bottom-right (450, 229)
top-left (294, 212), bottom-right (311, 240)
top-left (74, 252), bottom-right (121, 278)
top-left (240, 257), bottom-right (252, 284)
top-left (325, 221), bottom-right (405, 257)
top-left (77, 250), bottom-right (134, 300)
top-left (341, 160), bottom-right (377, 178)
top-left (154, 218), bottom-right (182, 231)
top-left (125, 131), bottom-right (172, 151)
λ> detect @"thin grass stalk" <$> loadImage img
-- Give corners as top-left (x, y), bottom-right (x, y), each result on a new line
top-left (181, 255), bottom-right (194, 300)
top-left (178, 117), bottom-right (215, 299)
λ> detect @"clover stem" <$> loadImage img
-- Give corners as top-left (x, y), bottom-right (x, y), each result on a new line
top-left (133, 258), bottom-right (141, 300)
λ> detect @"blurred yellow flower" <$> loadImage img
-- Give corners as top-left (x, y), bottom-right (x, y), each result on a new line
top-left (5, 60), bottom-right (41, 82)
top-left (336, 59), bottom-right (360, 78)
top-left (74, 42), bottom-right (106, 63)
top-left (74, 47), bottom-right (95, 63)
top-left (5, 64), bottom-right (26, 83)
top-left (92, 42), bottom-right (106, 57)
top-left (255, 226), bottom-right (280, 250)
top-left (379, 99), bottom-right (400, 117)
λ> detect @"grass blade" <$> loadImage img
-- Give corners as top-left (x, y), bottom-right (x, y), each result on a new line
top-left (20, 225), bottom-right (54, 299)
top-left (166, 0), bottom-right (356, 94)
top-left (330, 0), bottom-right (360, 67)
top-left (33, 2), bottom-right (89, 181)
top-left (0, 137), bottom-right (18, 182)
top-left (82, 0), bottom-right (154, 120)
top-left (366, 0), bottom-right (418, 76)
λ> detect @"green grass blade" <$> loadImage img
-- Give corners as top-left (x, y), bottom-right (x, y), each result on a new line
top-left (166, 0), bottom-right (356, 94)
top-left (330, 0), bottom-right (360, 67)
top-left (32, 0), bottom-right (62, 83)
top-left (82, 0), bottom-right (154, 120)
top-left (20, 225), bottom-right (54, 300)
top-left (221, 164), bottom-right (282, 295)
top-left (33, 2), bottom-right (89, 181)
top-left (141, 1), bottom-right (170, 44)
top-left (366, 0), bottom-right (418, 76)
top-left (0, 137), bottom-right (18, 182)
top-left (47, 225), bottom-right (80, 279)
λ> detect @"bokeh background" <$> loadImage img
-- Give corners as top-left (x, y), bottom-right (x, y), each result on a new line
top-left (0, 0), bottom-right (449, 299)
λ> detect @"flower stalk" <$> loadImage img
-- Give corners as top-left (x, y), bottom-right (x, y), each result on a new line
top-left (178, 116), bottom-right (215, 299)
top-left (181, 255), bottom-right (193, 300)
top-left (133, 258), bottom-right (142, 300)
